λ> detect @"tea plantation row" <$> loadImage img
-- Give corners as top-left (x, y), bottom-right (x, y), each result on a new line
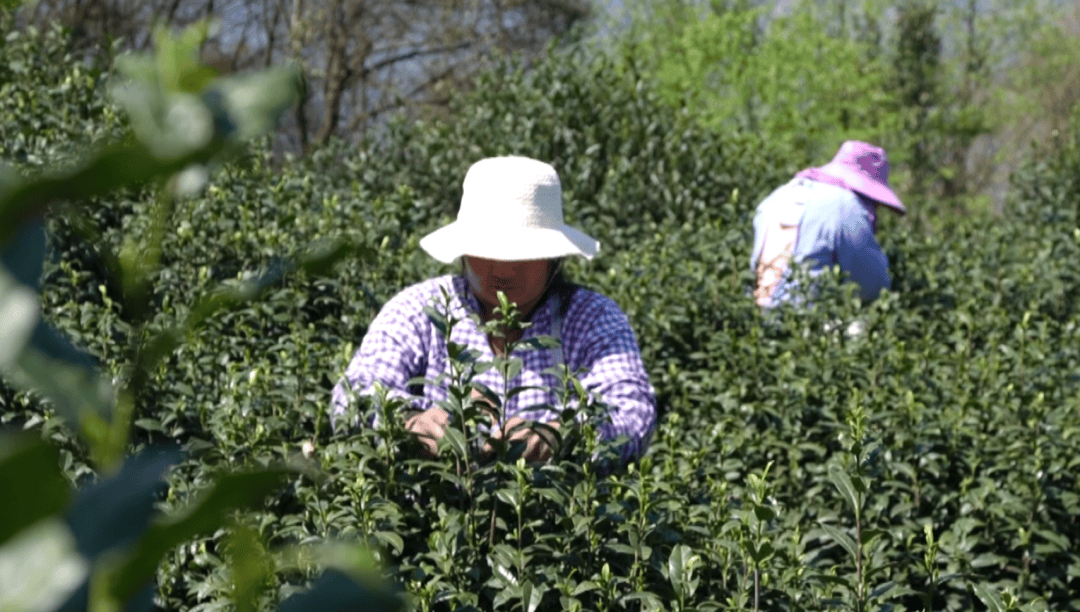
top-left (2, 19), bottom-right (1079, 611)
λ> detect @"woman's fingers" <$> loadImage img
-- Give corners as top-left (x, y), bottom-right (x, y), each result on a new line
top-left (523, 421), bottom-right (560, 462)
top-left (405, 407), bottom-right (450, 457)
top-left (494, 418), bottom-right (560, 462)
top-left (405, 408), bottom-right (558, 463)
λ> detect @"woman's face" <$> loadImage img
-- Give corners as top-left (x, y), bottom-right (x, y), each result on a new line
top-left (463, 256), bottom-right (556, 317)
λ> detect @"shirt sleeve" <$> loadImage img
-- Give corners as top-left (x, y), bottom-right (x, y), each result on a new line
top-left (834, 199), bottom-right (890, 302)
top-left (330, 287), bottom-right (434, 430)
top-left (565, 295), bottom-right (658, 464)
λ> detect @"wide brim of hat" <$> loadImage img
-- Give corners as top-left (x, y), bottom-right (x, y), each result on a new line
top-left (818, 162), bottom-right (907, 215)
top-left (419, 221), bottom-right (600, 263)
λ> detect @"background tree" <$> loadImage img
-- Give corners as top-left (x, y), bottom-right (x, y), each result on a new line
top-left (615, 0), bottom-right (898, 171)
top-left (990, 1), bottom-right (1080, 174)
top-left (891, 0), bottom-right (939, 198)
top-left (23, 0), bottom-right (590, 152)
top-left (610, 0), bottom-right (1079, 223)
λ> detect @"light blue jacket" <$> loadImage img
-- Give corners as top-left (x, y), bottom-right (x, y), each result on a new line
top-left (751, 178), bottom-right (890, 307)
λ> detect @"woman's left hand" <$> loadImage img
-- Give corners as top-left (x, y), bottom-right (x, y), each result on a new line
top-left (486, 417), bottom-right (560, 463)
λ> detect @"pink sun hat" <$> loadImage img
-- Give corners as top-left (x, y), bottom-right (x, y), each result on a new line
top-left (797, 141), bottom-right (906, 215)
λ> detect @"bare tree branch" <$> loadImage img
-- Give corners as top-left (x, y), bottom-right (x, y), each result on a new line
top-left (262, 0), bottom-right (282, 68)
top-left (24, 0), bottom-right (591, 148)
top-left (352, 41), bottom-right (473, 87)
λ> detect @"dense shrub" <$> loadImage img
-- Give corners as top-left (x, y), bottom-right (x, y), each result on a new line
top-left (3, 18), bottom-right (1080, 612)
top-left (0, 18), bottom-right (123, 168)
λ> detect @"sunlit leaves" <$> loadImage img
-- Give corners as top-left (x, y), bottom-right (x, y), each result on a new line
top-left (0, 519), bottom-right (88, 612)
top-left (0, 263), bottom-right (38, 371)
top-left (109, 21), bottom-right (298, 164)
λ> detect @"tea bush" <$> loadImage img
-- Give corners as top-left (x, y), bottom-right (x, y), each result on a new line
top-left (3, 16), bottom-right (1080, 612)
top-left (0, 17), bottom-right (405, 612)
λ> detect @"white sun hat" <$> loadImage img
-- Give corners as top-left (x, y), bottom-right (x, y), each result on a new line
top-left (419, 156), bottom-right (600, 263)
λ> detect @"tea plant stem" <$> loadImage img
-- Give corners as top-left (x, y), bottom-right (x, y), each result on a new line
top-left (464, 454), bottom-right (478, 549)
top-left (1020, 480), bottom-right (1044, 595)
top-left (380, 397), bottom-right (395, 500)
top-left (921, 524), bottom-right (940, 610)
top-left (294, 323), bottom-right (306, 418)
top-left (753, 567), bottom-right (760, 612)
top-left (855, 509), bottom-right (864, 612)
top-left (516, 478), bottom-right (525, 568)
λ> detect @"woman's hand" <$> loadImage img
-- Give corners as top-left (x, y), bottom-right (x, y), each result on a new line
top-left (470, 388), bottom-right (560, 463)
top-left (404, 407), bottom-right (450, 458)
top-left (407, 393), bottom-right (559, 462)
top-left (487, 417), bottom-right (560, 463)
top-left (470, 388), bottom-right (501, 426)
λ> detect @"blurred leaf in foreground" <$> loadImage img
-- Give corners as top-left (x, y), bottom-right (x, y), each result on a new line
top-left (0, 519), bottom-right (88, 612)
top-left (0, 435), bottom-right (71, 548)
top-left (277, 543), bottom-right (407, 612)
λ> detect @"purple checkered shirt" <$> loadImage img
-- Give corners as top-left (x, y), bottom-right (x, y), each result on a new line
top-left (331, 275), bottom-right (657, 462)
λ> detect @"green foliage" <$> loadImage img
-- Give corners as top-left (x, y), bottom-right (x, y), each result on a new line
top-left (892, 0), bottom-right (942, 196)
top-left (0, 15), bottom-right (401, 612)
top-left (995, 4), bottom-right (1080, 137)
top-left (617, 0), bottom-right (898, 170)
top-left (658, 5), bottom-right (892, 166)
top-left (612, 0), bottom-right (1023, 221)
top-left (0, 13), bottom-right (124, 171)
top-left (886, 0), bottom-right (993, 218)
top-left (3, 8), bottom-right (1080, 612)
top-left (0, 434), bottom-right (70, 545)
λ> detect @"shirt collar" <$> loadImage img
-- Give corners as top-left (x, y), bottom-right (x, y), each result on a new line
top-left (452, 274), bottom-right (555, 337)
